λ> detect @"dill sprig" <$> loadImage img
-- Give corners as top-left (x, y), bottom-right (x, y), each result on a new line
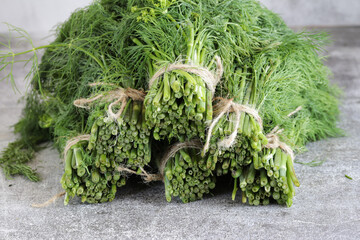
top-left (0, 140), bottom-right (39, 182)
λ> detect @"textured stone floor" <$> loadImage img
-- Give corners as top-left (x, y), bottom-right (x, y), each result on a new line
top-left (0, 27), bottom-right (359, 239)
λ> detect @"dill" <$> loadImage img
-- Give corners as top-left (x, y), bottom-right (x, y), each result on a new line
top-left (0, 0), bottom-right (341, 206)
top-left (345, 175), bottom-right (353, 180)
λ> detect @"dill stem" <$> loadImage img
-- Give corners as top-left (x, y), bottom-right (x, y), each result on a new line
top-left (232, 177), bottom-right (238, 200)
top-left (64, 150), bottom-right (73, 176)
top-left (246, 163), bottom-right (255, 184)
top-left (274, 148), bottom-right (282, 171)
top-left (1, 43), bottom-right (105, 70)
top-left (186, 20), bottom-right (195, 63)
top-left (286, 154), bottom-right (300, 187)
top-left (260, 168), bottom-right (268, 187)
top-left (163, 73), bottom-right (171, 102)
top-left (279, 151), bottom-right (288, 180)
top-left (2, 45), bottom-right (54, 57)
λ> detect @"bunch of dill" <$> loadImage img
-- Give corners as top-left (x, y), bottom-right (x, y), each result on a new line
top-left (0, 0), bottom-right (340, 205)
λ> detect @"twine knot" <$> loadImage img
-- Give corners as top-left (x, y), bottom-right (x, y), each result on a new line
top-left (149, 56), bottom-right (223, 96)
top-left (264, 106), bottom-right (303, 161)
top-left (73, 83), bottom-right (145, 121)
top-left (202, 98), bottom-right (262, 155)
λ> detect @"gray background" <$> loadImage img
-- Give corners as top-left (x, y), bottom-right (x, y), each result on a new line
top-left (1, 1), bottom-right (360, 240)
top-left (0, 0), bottom-right (360, 35)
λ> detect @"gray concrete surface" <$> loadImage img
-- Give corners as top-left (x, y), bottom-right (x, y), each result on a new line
top-left (0, 27), bottom-right (360, 239)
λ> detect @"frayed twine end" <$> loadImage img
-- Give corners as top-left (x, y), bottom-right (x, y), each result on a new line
top-left (31, 191), bottom-right (66, 208)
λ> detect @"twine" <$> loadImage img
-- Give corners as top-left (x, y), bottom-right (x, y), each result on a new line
top-left (63, 134), bottom-right (90, 161)
top-left (73, 83), bottom-right (145, 121)
top-left (202, 98), bottom-right (262, 155)
top-left (73, 82), bottom-right (119, 109)
top-left (88, 82), bottom-right (117, 87)
top-left (157, 139), bottom-right (203, 180)
top-left (203, 99), bottom-right (302, 162)
top-left (120, 139), bottom-right (203, 183)
top-left (264, 106), bottom-right (302, 161)
top-left (117, 166), bottom-right (162, 182)
top-left (31, 191), bottom-right (66, 208)
top-left (37, 140), bottom-right (202, 207)
top-left (265, 127), bottom-right (294, 160)
top-left (149, 56), bottom-right (223, 96)
top-left (73, 94), bottom-right (104, 109)
top-left (117, 140), bottom-right (203, 183)
top-left (71, 83), bottom-right (149, 181)
top-left (287, 106), bottom-right (302, 118)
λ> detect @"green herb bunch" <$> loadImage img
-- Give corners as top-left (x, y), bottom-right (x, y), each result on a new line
top-left (0, 0), bottom-right (340, 206)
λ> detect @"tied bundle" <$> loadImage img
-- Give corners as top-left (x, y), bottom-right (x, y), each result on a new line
top-left (60, 84), bottom-right (157, 204)
top-left (0, 0), bottom-right (340, 207)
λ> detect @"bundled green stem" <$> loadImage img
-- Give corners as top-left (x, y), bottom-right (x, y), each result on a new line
top-left (61, 98), bottom-right (152, 204)
top-left (161, 148), bottom-right (216, 203)
top-left (0, 0), bottom-right (340, 207)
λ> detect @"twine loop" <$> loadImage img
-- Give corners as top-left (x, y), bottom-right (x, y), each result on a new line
top-left (203, 100), bottom-right (301, 162)
top-left (157, 139), bottom-right (203, 180)
top-left (202, 98), bottom-right (262, 155)
top-left (149, 56), bottom-right (223, 96)
top-left (73, 83), bottom-right (145, 121)
top-left (265, 126), bottom-right (294, 161)
top-left (63, 134), bottom-right (90, 161)
top-left (264, 106), bottom-right (302, 161)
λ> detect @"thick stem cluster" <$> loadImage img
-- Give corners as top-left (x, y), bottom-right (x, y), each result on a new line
top-left (144, 71), bottom-right (211, 142)
top-left (162, 148), bottom-right (216, 203)
top-left (60, 100), bottom-right (151, 204)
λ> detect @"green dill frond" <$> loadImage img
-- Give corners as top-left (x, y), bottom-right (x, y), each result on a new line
top-left (0, 140), bottom-right (39, 182)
